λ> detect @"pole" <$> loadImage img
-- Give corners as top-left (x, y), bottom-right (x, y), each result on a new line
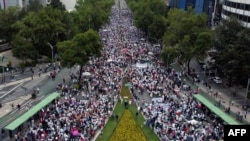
top-left (1, 55), bottom-right (4, 82)
top-left (245, 78), bottom-right (250, 106)
top-left (212, 0), bottom-right (218, 27)
top-left (203, 65), bottom-right (206, 83)
top-left (2, 66), bottom-right (4, 82)
top-left (52, 47), bottom-right (54, 63)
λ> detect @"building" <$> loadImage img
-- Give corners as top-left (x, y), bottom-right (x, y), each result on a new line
top-left (221, 0), bottom-right (250, 28)
top-left (0, 0), bottom-right (5, 9)
top-left (168, 0), bottom-right (223, 28)
top-left (0, 0), bottom-right (50, 9)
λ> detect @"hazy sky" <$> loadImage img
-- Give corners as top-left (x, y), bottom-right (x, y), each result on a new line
top-left (60, 0), bottom-right (76, 11)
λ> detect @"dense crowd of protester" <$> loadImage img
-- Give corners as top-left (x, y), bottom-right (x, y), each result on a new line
top-left (14, 1), bottom-right (226, 141)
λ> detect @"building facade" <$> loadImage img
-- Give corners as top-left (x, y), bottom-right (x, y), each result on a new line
top-left (0, 0), bottom-right (5, 9)
top-left (168, 0), bottom-right (223, 28)
top-left (221, 0), bottom-right (250, 28)
top-left (0, 0), bottom-right (50, 9)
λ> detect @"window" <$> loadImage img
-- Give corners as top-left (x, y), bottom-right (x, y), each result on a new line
top-left (245, 5), bottom-right (250, 11)
top-left (231, 2), bottom-right (236, 8)
top-left (236, 3), bottom-right (240, 9)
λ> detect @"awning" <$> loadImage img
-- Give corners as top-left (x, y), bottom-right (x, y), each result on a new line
top-left (5, 92), bottom-right (60, 130)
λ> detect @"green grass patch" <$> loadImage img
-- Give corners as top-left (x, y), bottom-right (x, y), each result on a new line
top-left (96, 103), bottom-right (160, 141)
top-left (120, 78), bottom-right (132, 99)
top-left (97, 77), bottom-right (160, 141)
top-left (129, 104), bottom-right (160, 141)
top-left (96, 103), bottom-right (125, 141)
top-left (109, 109), bottom-right (147, 141)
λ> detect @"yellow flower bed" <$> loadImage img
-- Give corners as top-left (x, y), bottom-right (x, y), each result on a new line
top-left (109, 110), bottom-right (147, 141)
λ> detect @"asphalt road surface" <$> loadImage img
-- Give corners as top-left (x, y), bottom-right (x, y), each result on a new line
top-left (0, 68), bottom-right (70, 127)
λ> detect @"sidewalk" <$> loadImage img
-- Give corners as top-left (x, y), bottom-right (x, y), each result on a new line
top-left (197, 83), bottom-right (250, 123)
top-left (0, 73), bottom-right (49, 90)
top-left (173, 63), bottom-right (250, 124)
top-left (0, 68), bottom-right (69, 127)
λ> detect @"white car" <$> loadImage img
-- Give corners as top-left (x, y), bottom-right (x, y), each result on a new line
top-left (213, 77), bottom-right (222, 84)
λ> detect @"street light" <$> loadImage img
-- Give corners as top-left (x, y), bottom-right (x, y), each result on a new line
top-left (48, 43), bottom-right (54, 63)
top-left (244, 78), bottom-right (250, 106)
top-left (203, 64), bottom-right (207, 84)
top-left (0, 54), bottom-right (4, 82)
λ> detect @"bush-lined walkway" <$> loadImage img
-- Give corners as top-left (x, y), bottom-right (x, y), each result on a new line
top-left (96, 78), bottom-right (159, 141)
top-left (96, 102), bottom-right (160, 141)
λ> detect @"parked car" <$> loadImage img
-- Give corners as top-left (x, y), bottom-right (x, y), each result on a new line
top-left (213, 76), bottom-right (222, 84)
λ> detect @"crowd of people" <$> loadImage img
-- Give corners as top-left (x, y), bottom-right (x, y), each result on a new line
top-left (14, 0), bottom-right (227, 141)
top-left (139, 85), bottom-right (225, 141)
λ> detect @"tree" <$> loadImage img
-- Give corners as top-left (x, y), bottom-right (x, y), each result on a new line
top-left (74, 0), bottom-right (114, 32)
top-left (57, 29), bottom-right (103, 86)
top-left (215, 17), bottom-right (250, 85)
top-left (49, 0), bottom-right (66, 11)
top-left (26, 0), bottom-right (43, 12)
top-left (215, 17), bottom-right (244, 52)
top-left (135, 6), bottom-right (154, 35)
top-left (162, 8), bottom-right (213, 74)
top-left (128, 0), bottom-right (167, 40)
top-left (148, 15), bottom-right (167, 43)
top-left (11, 35), bottom-right (38, 62)
top-left (12, 6), bottom-right (66, 60)
top-left (0, 7), bottom-right (23, 42)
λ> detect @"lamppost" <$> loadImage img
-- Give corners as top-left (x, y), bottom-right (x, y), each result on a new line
top-left (211, 0), bottom-right (217, 27)
top-left (203, 64), bottom-right (207, 84)
top-left (244, 78), bottom-right (250, 107)
top-left (88, 17), bottom-right (91, 29)
top-left (0, 55), bottom-right (4, 82)
top-left (48, 43), bottom-right (54, 63)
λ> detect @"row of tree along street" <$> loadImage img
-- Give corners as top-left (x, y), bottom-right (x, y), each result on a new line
top-left (126, 0), bottom-right (250, 87)
top-left (0, 0), bottom-right (113, 69)
top-left (0, 0), bottom-right (249, 87)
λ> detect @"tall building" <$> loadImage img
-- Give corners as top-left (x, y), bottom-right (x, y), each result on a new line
top-left (4, 0), bottom-right (25, 8)
top-left (0, 0), bottom-right (50, 9)
top-left (0, 0), bottom-right (5, 9)
top-left (168, 0), bottom-right (223, 28)
top-left (221, 0), bottom-right (250, 28)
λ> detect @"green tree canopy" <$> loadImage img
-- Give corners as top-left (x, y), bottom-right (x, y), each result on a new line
top-left (49, 0), bottom-right (66, 11)
top-left (215, 17), bottom-right (250, 85)
top-left (26, 0), bottom-right (43, 12)
top-left (12, 6), bottom-right (66, 59)
top-left (0, 7), bottom-right (24, 42)
top-left (127, 0), bottom-right (167, 42)
top-left (74, 0), bottom-right (114, 32)
top-left (11, 35), bottom-right (38, 61)
top-left (57, 29), bottom-right (103, 85)
top-left (162, 8), bottom-right (214, 73)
